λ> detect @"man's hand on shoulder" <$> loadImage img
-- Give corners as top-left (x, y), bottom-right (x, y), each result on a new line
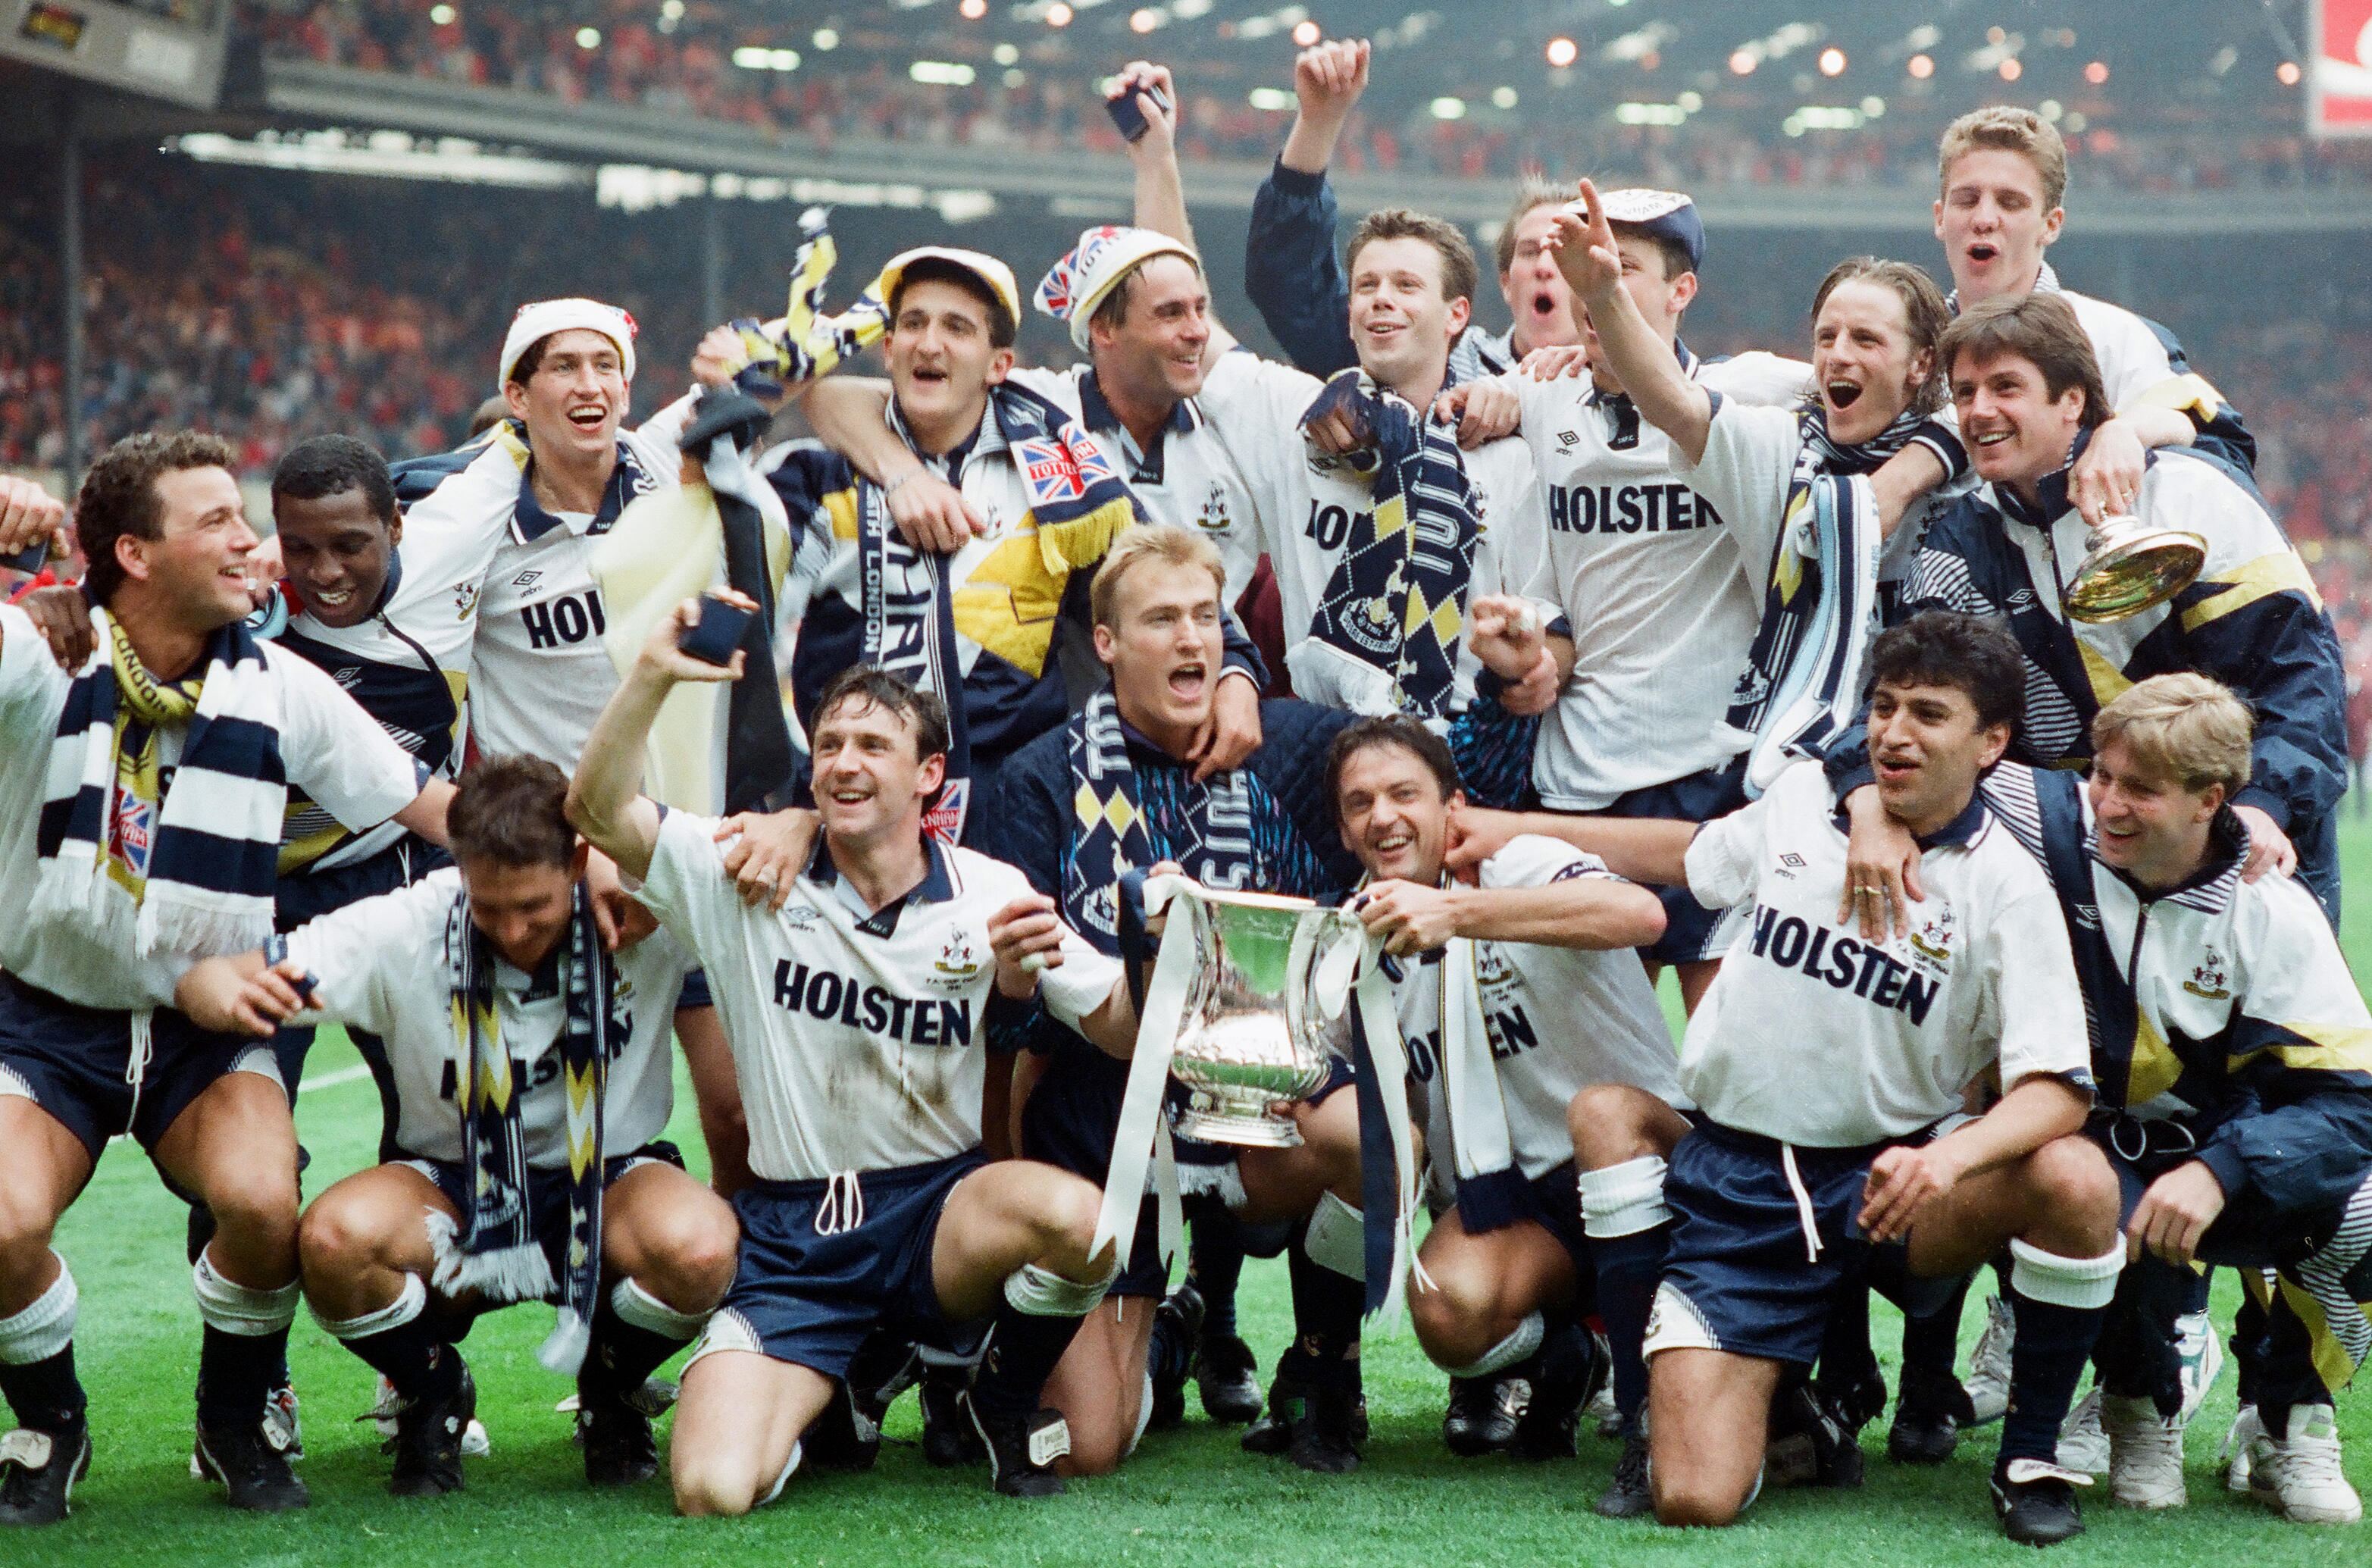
top-left (718, 808), bottom-right (820, 909)
top-left (1354, 878), bottom-right (1462, 955)
top-left (0, 474), bottom-right (67, 562)
top-left (16, 584), bottom-right (94, 670)
top-left (2230, 803), bottom-right (2297, 884)
top-left (1190, 673), bottom-right (1263, 781)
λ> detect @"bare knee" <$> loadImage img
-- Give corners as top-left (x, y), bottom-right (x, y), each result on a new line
top-left (1654, 1475), bottom-right (1745, 1529)
top-left (1569, 1083), bottom-right (1669, 1169)
top-left (208, 1164), bottom-right (301, 1244)
top-left (1034, 1174), bottom-right (1103, 1263)
top-left (2023, 1135), bottom-right (2120, 1242)
top-left (1409, 1274), bottom-right (1497, 1368)
top-left (671, 1464), bottom-right (756, 1518)
top-left (645, 1203), bottom-right (741, 1306)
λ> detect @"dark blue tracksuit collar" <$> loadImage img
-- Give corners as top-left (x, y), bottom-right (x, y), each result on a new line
top-left (1991, 426), bottom-right (2152, 531)
top-left (1116, 712), bottom-right (1200, 773)
top-left (887, 395), bottom-right (990, 477)
top-left (512, 426), bottom-right (648, 543)
top-left (2091, 805), bottom-right (2248, 915)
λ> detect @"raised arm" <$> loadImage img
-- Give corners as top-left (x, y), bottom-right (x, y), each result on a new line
top-left (1447, 805), bottom-right (1700, 887)
top-left (1244, 40), bottom-right (1369, 376)
top-left (1545, 180), bottom-right (1712, 462)
top-left (565, 592), bottom-right (750, 881)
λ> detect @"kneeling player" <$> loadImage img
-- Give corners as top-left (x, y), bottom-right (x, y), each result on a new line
top-left (1463, 613), bottom-right (2125, 1543)
top-left (567, 608), bottom-right (1133, 1510)
top-left (1329, 717), bottom-right (1676, 1461)
top-left (177, 756), bottom-right (737, 1495)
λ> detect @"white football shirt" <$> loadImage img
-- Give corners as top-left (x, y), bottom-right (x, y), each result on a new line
top-left (1394, 835), bottom-right (1688, 1187)
top-left (1503, 352), bottom-right (1813, 809)
top-left (0, 604), bottom-right (424, 1009)
top-left (1676, 759), bottom-right (2089, 1146)
top-left (285, 867), bottom-right (691, 1164)
top-left (632, 810), bottom-right (1121, 1181)
top-left (1193, 349), bottom-right (1535, 717)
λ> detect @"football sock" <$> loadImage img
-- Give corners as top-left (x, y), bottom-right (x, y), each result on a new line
top-left (0, 1258), bottom-right (84, 1437)
top-left (582, 1278), bottom-right (707, 1408)
top-left (192, 1250), bottom-right (299, 1431)
top-left (1998, 1239), bottom-right (2121, 1467)
top-left (1578, 1156), bottom-right (1671, 1425)
top-left (318, 1273), bottom-right (461, 1405)
top-left (972, 1262), bottom-right (1114, 1427)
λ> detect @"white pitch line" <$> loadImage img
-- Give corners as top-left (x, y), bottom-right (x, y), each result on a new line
top-left (297, 1063), bottom-right (373, 1094)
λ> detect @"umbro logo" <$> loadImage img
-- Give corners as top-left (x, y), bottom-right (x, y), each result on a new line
top-left (1556, 430), bottom-right (1580, 448)
top-left (2073, 903), bottom-right (2101, 930)
top-left (1780, 853), bottom-right (1806, 868)
top-left (512, 570), bottom-right (543, 587)
top-left (2007, 588), bottom-right (2039, 610)
top-left (332, 666), bottom-right (363, 690)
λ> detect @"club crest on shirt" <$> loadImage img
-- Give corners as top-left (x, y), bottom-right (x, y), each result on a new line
top-left (453, 581), bottom-right (481, 621)
top-left (1195, 480), bottom-right (1233, 535)
top-left (931, 923), bottom-right (985, 986)
top-left (1907, 903), bottom-right (1956, 969)
top-left (1474, 941), bottom-right (1516, 991)
top-left (2183, 949), bottom-right (2231, 1000)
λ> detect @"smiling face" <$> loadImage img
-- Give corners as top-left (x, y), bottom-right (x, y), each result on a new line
top-left (2088, 735), bottom-right (2223, 888)
top-left (1094, 556), bottom-right (1225, 757)
top-left (1499, 205), bottom-right (1581, 354)
top-left (1348, 236), bottom-right (1470, 398)
top-left (459, 845), bottom-right (586, 972)
top-left (1334, 740), bottom-right (1456, 886)
top-left (1578, 232), bottom-right (1696, 394)
top-left (120, 464), bottom-right (261, 631)
top-left (1813, 279), bottom-right (1929, 446)
top-left (1867, 678), bottom-right (2010, 836)
top-left (1951, 346), bottom-right (2088, 494)
top-left (502, 328), bottom-right (627, 471)
top-left (276, 486), bottom-right (397, 628)
top-left (809, 693), bottom-right (945, 849)
top-left (1934, 148), bottom-right (2064, 307)
top-left (1091, 255), bottom-right (1212, 408)
top-left (886, 278), bottom-right (1013, 454)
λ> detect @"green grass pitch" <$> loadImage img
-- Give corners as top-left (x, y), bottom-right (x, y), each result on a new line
top-left (14, 817), bottom-right (2372, 1566)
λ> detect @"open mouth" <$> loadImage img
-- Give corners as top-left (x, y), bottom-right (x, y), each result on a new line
top-left (1825, 380), bottom-right (1864, 411)
top-left (567, 402), bottom-right (608, 433)
top-left (1167, 660), bottom-right (1206, 700)
top-left (1529, 291), bottom-right (1558, 318)
top-left (825, 784), bottom-right (872, 807)
top-left (1371, 829), bottom-right (1414, 857)
top-left (311, 585), bottom-right (355, 609)
top-left (1967, 242), bottom-right (1999, 264)
top-left (1875, 755), bottom-right (1919, 785)
top-left (909, 365), bottom-right (950, 388)
top-left (1972, 427), bottom-right (2014, 450)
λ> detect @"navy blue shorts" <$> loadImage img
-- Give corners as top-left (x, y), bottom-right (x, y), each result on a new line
top-left (1648, 1119), bottom-right (1957, 1368)
top-left (2089, 1116), bottom-right (2371, 1272)
top-left (699, 1150), bottom-right (987, 1381)
top-left (399, 1141), bottom-right (686, 1291)
top-left (0, 973), bottom-right (282, 1165)
top-left (1022, 1047), bottom-right (1354, 1298)
top-left (1581, 754), bottom-right (1750, 965)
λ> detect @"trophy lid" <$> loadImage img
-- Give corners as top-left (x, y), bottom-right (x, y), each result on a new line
top-left (2064, 524), bottom-right (2208, 624)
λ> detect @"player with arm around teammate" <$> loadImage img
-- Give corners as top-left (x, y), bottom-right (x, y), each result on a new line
top-left (1456, 612), bottom-right (2123, 1544)
top-left (567, 601), bottom-right (1135, 1510)
top-left (175, 756), bottom-right (737, 1497)
top-left (0, 445), bottom-right (448, 1525)
top-left (1328, 715), bottom-right (1676, 1462)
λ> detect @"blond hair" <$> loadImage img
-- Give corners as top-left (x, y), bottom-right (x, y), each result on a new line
top-left (2092, 674), bottom-right (2254, 797)
top-left (1938, 105), bottom-right (2069, 211)
top-left (1492, 174), bottom-right (1567, 278)
top-left (1091, 524), bottom-right (1227, 628)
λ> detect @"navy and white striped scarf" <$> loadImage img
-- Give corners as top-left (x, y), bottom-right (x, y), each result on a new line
top-left (33, 608), bottom-right (285, 961)
top-left (1721, 406), bottom-right (1923, 795)
top-left (1294, 371), bottom-right (1482, 720)
top-left (427, 882), bottom-right (617, 1374)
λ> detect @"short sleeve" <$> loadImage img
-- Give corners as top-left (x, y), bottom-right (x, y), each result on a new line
top-left (633, 809), bottom-right (745, 963)
top-left (1986, 883), bottom-right (2092, 1094)
top-left (1037, 922), bottom-right (1126, 1031)
top-left (0, 604), bottom-right (71, 733)
top-left (1674, 399), bottom-right (1804, 579)
top-left (270, 649), bottom-right (426, 831)
top-left (283, 878), bottom-right (442, 1037)
top-left (1682, 796), bottom-right (1770, 912)
top-left (1483, 834), bottom-right (1621, 891)
top-left (1698, 351), bottom-right (1813, 408)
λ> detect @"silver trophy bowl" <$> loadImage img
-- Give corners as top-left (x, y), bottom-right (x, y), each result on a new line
top-left (2064, 513), bottom-right (2207, 624)
top-left (1161, 887), bottom-right (1358, 1147)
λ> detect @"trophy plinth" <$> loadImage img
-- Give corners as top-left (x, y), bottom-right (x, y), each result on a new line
top-left (2064, 515), bottom-right (2207, 624)
top-left (1159, 890), bottom-right (1351, 1147)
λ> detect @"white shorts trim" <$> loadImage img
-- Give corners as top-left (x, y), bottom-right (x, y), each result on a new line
top-left (1641, 1279), bottom-right (1723, 1360)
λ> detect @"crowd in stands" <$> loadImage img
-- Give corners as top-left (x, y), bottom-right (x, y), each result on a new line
top-left (5, 151), bottom-right (2367, 696)
top-left (242, 0), bottom-right (2372, 192)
